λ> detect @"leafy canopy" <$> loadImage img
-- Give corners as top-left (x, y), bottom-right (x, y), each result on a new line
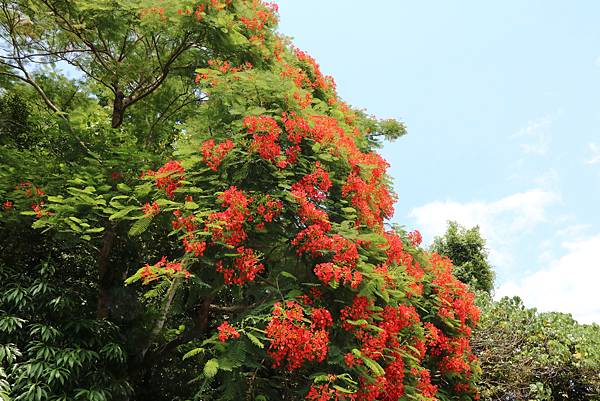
top-left (431, 221), bottom-right (495, 295)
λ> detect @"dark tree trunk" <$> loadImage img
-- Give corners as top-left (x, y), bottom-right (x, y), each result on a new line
top-left (97, 228), bottom-right (116, 318)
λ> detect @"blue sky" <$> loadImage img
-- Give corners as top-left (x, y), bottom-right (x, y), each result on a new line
top-left (277, 0), bottom-right (600, 323)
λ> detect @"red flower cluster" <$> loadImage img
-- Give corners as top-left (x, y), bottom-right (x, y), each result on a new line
top-left (280, 63), bottom-right (312, 91)
top-left (216, 246), bottom-right (264, 285)
top-left (287, 114), bottom-right (395, 229)
top-left (172, 209), bottom-right (197, 232)
top-left (310, 307), bottom-right (333, 330)
top-left (140, 257), bottom-right (189, 284)
top-left (407, 230), bottom-right (423, 247)
top-left (413, 368), bottom-right (438, 399)
top-left (170, 209), bottom-right (207, 257)
top-left (295, 195), bottom-right (331, 231)
top-left (290, 163), bottom-right (331, 202)
top-left (144, 160), bottom-right (185, 199)
top-left (314, 234), bottom-right (362, 288)
top-left (429, 253), bottom-right (480, 327)
top-left (282, 112), bottom-right (311, 163)
top-left (342, 171), bottom-right (394, 228)
top-left (382, 231), bottom-right (425, 296)
top-left (217, 321), bottom-right (241, 342)
top-left (142, 201), bottom-right (160, 216)
top-left (206, 59), bottom-right (253, 75)
top-left (31, 202), bottom-right (45, 218)
top-left (265, 301), bottom-right (330, 371)
top-left (201, 139), bottom-right (234, 170)
top-left (306, 383), bottom-right (355, 401)
top-left (177, 0), bottom-right (231, 20)
top-left (3, 200), bottom-right (13, 209)
top-left (292, 216), bottom-right (362, 288)
top-left (294, 48), bottom-right (336, 93)
top-left (208, 186), bottom-right (251, 246)
top-left (244, 115), bottom-right (284, 166)
top-left (239, 6), bottom-right (276, 31)
top-left (254, 195), bottom-right (283, 229)
top-left (183, 235), bottom-right (207, 257)
top-left (139, 5), bottom-right (166, 20)
top-left (382, 231), bottom-right (404, 264)
top-left (16, 181), bottom-right (45, 198)
top-left (291, 164), bottom-right (333, 233)
top-left (339, 296), bottom-right (424, 400)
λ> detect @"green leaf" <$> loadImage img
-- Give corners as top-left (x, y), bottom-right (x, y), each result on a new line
top-left (184, 201), bottom-right (199, 210)
top-left (345, 319), bottom-right (368, 326)
top-left (279, 271), bottom-right (297, 281)
top-left (128, 217), bottom-right (152, 236)
top-left (155, 199), bottom-right (180, 207)
top-left (47, 195), bottom-right (64, 203)
top-left (109, 206), bottom-right (139, 220)
top-left (135, 183), bottom-right (153, 197)
top-left (66, 220), bottom-right (82, 232)
top-left (245, 332), bottom-right (264, 349)
top-left (85, 227), bottom-right (105, 233)
top-left (361, 356), bottom-right (385, 377)
top-left (182, 347), bottom-right (205, 360)
top-left (203, 358), bottom-right (219, 379)
top-left (117, 183), bottom-right (132, 192)
top-left (333, 385), bottom-right (355, 394)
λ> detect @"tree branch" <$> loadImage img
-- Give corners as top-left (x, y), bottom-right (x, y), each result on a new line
top-left (140, 278), bottom-right (181, 358)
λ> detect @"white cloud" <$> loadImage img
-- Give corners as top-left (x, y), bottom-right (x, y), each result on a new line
top-left (586, 142), bottom-right (600, 165)
top-left (497, 234), bottom-right (600, 324)
top-left (409, 191), bottom-right (599, 324)
top-left (513, 115), bottom-right (554, 155)
top-left (408, 189), bottom-right (559, 274)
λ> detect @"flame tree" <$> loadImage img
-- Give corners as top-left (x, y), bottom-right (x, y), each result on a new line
top-left (0, 1), bottom-right (479, 400)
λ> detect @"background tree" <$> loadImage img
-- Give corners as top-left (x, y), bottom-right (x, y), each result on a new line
top-left (431, 221), bottom-right (495, 295)
top-left (473, 296), bottom-right (600, 401)
top-left (431, 222), bottom-right (600, 400)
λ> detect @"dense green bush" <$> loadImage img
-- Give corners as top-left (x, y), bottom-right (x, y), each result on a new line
top-left (474, 296), bottom-right (600, 401)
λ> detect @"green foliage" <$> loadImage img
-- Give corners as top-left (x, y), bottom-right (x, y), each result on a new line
top-left (0, 260), bottom-right (131, 401)
top-left (474, 295), bottom-right (600, 401)
top-left (0, 91), bottom-right (33, 149)
top-left (431, 221), bottom-right (495, 294)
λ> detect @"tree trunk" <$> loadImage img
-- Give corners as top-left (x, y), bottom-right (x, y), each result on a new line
top-left (112, 90), bottom-right (126, 128)
top-left (96, 228), bottom-right (116, 318)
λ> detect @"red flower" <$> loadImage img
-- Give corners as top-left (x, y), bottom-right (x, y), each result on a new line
top-left (310, 308), bottom-right (333, 330)
top-left (217, 246), bottom-right (264, 286)
top-left (201, 139), bottom-right (234, 170)
top-left (217, 321), bottom-right (241, 342)
top-left (142, 201), bottom-right (160, 216)
top-left (291, 163), bottom-right (332, 202)
top-left (407, 230), bottom-right (423, 247)
top-left (31, 202), bottom-right (45, 218)
top-left (254, 195), bottom-right (283, 226)
top-left (183, 236), bottom-right (206, 257)
top-left (208, 186), bottom-right (251, 246)
top-left (265, 301), bottom-right (330, 371)
top-left (140, 257), bottom-right (189, 285)
top-left (145, 160), bottom-right (185, 199)
top-left (244, 115), bottom-right (284, 165)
